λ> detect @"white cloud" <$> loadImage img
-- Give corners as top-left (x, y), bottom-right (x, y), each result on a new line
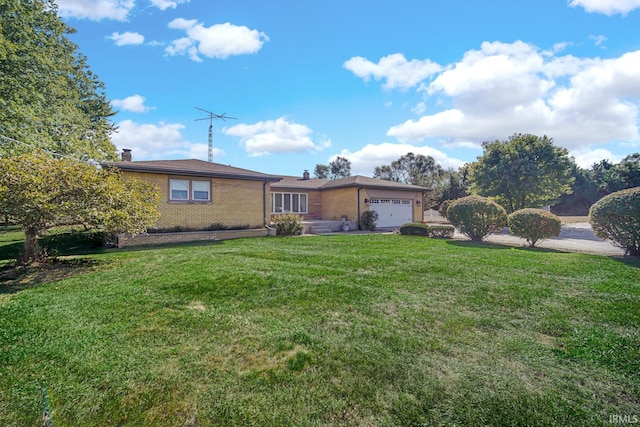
top-left (572, 148), bottom-right (623, 168)
top-left (344, 54), bottom-right (442, 90)
top-left (334, 142), bottom-right (465, 176)
top-left (166, 19), bottom-right (269, 61)
top-left (412, 102), bottom-right (426, 115)
top-left (111, 94), bottom-right (152, 113)
top-left (56, 0), bottom-right (134, 21)
top-left (108, 31), bottom-right (145, 46)
top-left (111, 120), bottom-right (216, 160)
top-left (589, 34), bottom-right (607, 48)
top-left (569, 0), bottom-right (640, 16)
top-left (224, 118), bottom-right (330, 157)
top-left (387, 41), bottom-right (640, 153)
top-left (150, 0), bottom-right (189, 10)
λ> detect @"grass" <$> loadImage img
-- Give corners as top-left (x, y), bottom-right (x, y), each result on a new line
top-left (1, 233), bottom-right (639, 426)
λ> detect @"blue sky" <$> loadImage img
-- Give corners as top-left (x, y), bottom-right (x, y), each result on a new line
top-left (57, 0), bottom-right (640, 176)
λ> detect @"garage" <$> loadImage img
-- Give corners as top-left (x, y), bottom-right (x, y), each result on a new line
top-left (369, 198), bottom-right (413, 227)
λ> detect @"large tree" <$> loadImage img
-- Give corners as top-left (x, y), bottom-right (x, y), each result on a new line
top-left (0, 0), bottom-right (117, 160)
top-left (374, 152), bottom-right (447, 208)
top-left (467, 133), bottom-right (575, 213)
top-left (551, 165), bottom-right (600, 216)
top-left (313, 156), bottom-right (351, 180)
top-left (313, 164), bottom-right (329, 179)
top-left (329, 156), bottom-right (351, 179)
top-left (0, 152), bottom-right (160, 262)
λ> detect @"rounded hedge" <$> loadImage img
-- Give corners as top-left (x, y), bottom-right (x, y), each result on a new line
top-left (446, 195), bottom-right (507, 242)
top-left (360, 210), bottom-right (379, 231)
top-left (272, 213), bottom-right (303, 236)
top-left (589, 187), bottom-right (640, 256)
top-left (428, 224), bottom-right (455, 239)
top-left (508, 208), bottom-right (561, 247)
top-left (399, 222), bottom-right (430, 236)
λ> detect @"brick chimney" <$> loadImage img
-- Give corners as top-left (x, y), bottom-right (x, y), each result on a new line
top-left (121, 149), bottom-right (132, 162)
top-left (302, 170), bottom-right (310, 180)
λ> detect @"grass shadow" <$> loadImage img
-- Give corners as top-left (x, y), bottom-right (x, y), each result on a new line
top-left (446, 238), bottom-right (640, 266)
top-left (612, 255), bottom-right (640, 269)
top-left (445, 239), bottom-right (563, 254)
top-left (113, 238), bottom-right (226, 254)
top-left (0, 258), bottom-right (104, 294)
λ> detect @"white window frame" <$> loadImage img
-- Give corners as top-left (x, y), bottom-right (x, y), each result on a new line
top-left (169, 179), bottom-right (189, 201)
top-left (169, 178), bottom-right (211, 203)
top-left (191, 180), bottom-right (211, 201)
top-left (272, 192), bottom-right (307, 214)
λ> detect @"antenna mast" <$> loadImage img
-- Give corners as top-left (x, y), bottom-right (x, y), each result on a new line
top-left (195, 107), bottom-right (238, 162)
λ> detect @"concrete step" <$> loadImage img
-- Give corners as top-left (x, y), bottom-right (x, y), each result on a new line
top-left (309, 226), bottom-right (333, 234)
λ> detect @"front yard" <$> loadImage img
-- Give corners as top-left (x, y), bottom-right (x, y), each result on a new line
top-left (1, 233), bottom-right (638, 425)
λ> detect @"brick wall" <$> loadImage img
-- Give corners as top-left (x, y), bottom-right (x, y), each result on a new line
top-left (122, 171), bottom-right (270, 229)
top-left (117, 228), bottom-right (273, 248)
top-left (320, 187), bottom-right (359, 221)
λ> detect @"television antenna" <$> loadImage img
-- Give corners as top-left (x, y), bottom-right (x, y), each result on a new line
top-left (195, 107), bottom-right (237, 162)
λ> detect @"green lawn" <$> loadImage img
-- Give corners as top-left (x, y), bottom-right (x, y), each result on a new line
top-left (1, 233), bottom-right (639, 426)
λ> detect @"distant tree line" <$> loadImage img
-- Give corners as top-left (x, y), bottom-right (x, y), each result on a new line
top-left (314, 134), bottom-right (640, 216)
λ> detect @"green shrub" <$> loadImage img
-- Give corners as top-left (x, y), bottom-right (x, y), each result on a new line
top-left (399, 222), bottom-right (430, 236)
top-left (272, 214), bottom-right (304, 236)
top-left (429, 224), bottom-right (455, 239)
top-left (508, 208), bottom-right (561, 247)
top-left (589, 187), bottom-right (640, 256)
top-left (360, 210), bottom-right (379, 231)
top-left (439, 199), bottom-right (454, 219)
top-left (446, 195), bottom-right (507, 242)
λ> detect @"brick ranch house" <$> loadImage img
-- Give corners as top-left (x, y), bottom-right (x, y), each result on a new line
top-left (106, 150), bottom-right (427, 245)
top-left (272, 170), bottom-right (426, 232)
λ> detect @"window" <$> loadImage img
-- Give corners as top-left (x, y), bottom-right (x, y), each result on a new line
top-left (192, 180), bottom-right (210, 201)
top-left (272, 192), bottom-right (307, 213)
top-left (169, 179), bottom-right (211, 202)
top-left (170, 179), bottom-right (189, 201)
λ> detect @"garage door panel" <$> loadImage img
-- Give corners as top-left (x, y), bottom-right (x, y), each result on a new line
top-left (370, 198), bottom-right (413, 227)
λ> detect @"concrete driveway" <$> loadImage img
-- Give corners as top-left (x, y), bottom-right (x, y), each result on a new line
top-left (455, 223), bottom-right (624, 256)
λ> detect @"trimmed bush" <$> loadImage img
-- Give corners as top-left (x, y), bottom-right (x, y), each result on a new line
top-left (589, 187), bottom-right (640, 256)
top-left (429, 224), bottom-right (455, 239)
top-left (438, 199), bottom-right (454, 219)
top-left (272, 214), bottom-right (303, 236)
top-left (446, 195), bottom-right (507, 242)
top-left (399, 222), bottom-right (430, 236)
top-left (508, 208), bottom-right (561, 247)
top-left (360, 210), bottom-right (379, 231)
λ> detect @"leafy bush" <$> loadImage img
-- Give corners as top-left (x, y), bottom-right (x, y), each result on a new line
top-left (508, 208), bottom-right (561, 247)
top-left (272, 214), bottom-right (304, 236)
top-left (439, 199), bottom-right (454, 219)
top-left (446, 195), bottom-right (507, 242)
top-left (360, 210), bottom-right (379, 231)
top-left (589, 187), bottom-right (640, 256)
top-left (399, 223), bottom-right (430, 236)
top-left (428, 224), bottom-right (455, 239)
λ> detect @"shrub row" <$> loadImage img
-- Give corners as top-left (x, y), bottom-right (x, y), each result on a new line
top-left (399, 223), bottom-right (455, 239)
top-left (442, 196), bottom-right (562, 246)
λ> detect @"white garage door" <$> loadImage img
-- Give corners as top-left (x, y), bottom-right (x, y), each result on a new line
top-left (369, 198), bottom-right (413, 227)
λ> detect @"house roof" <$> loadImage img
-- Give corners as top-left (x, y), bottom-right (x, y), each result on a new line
top-left (272, 175), bottom-right (428, 191)
top-left (104, 159), bottom-right (282, 182)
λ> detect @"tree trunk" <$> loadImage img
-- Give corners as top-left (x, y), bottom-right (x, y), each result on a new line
top-left (22, 227), bottom-right (40, 263)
